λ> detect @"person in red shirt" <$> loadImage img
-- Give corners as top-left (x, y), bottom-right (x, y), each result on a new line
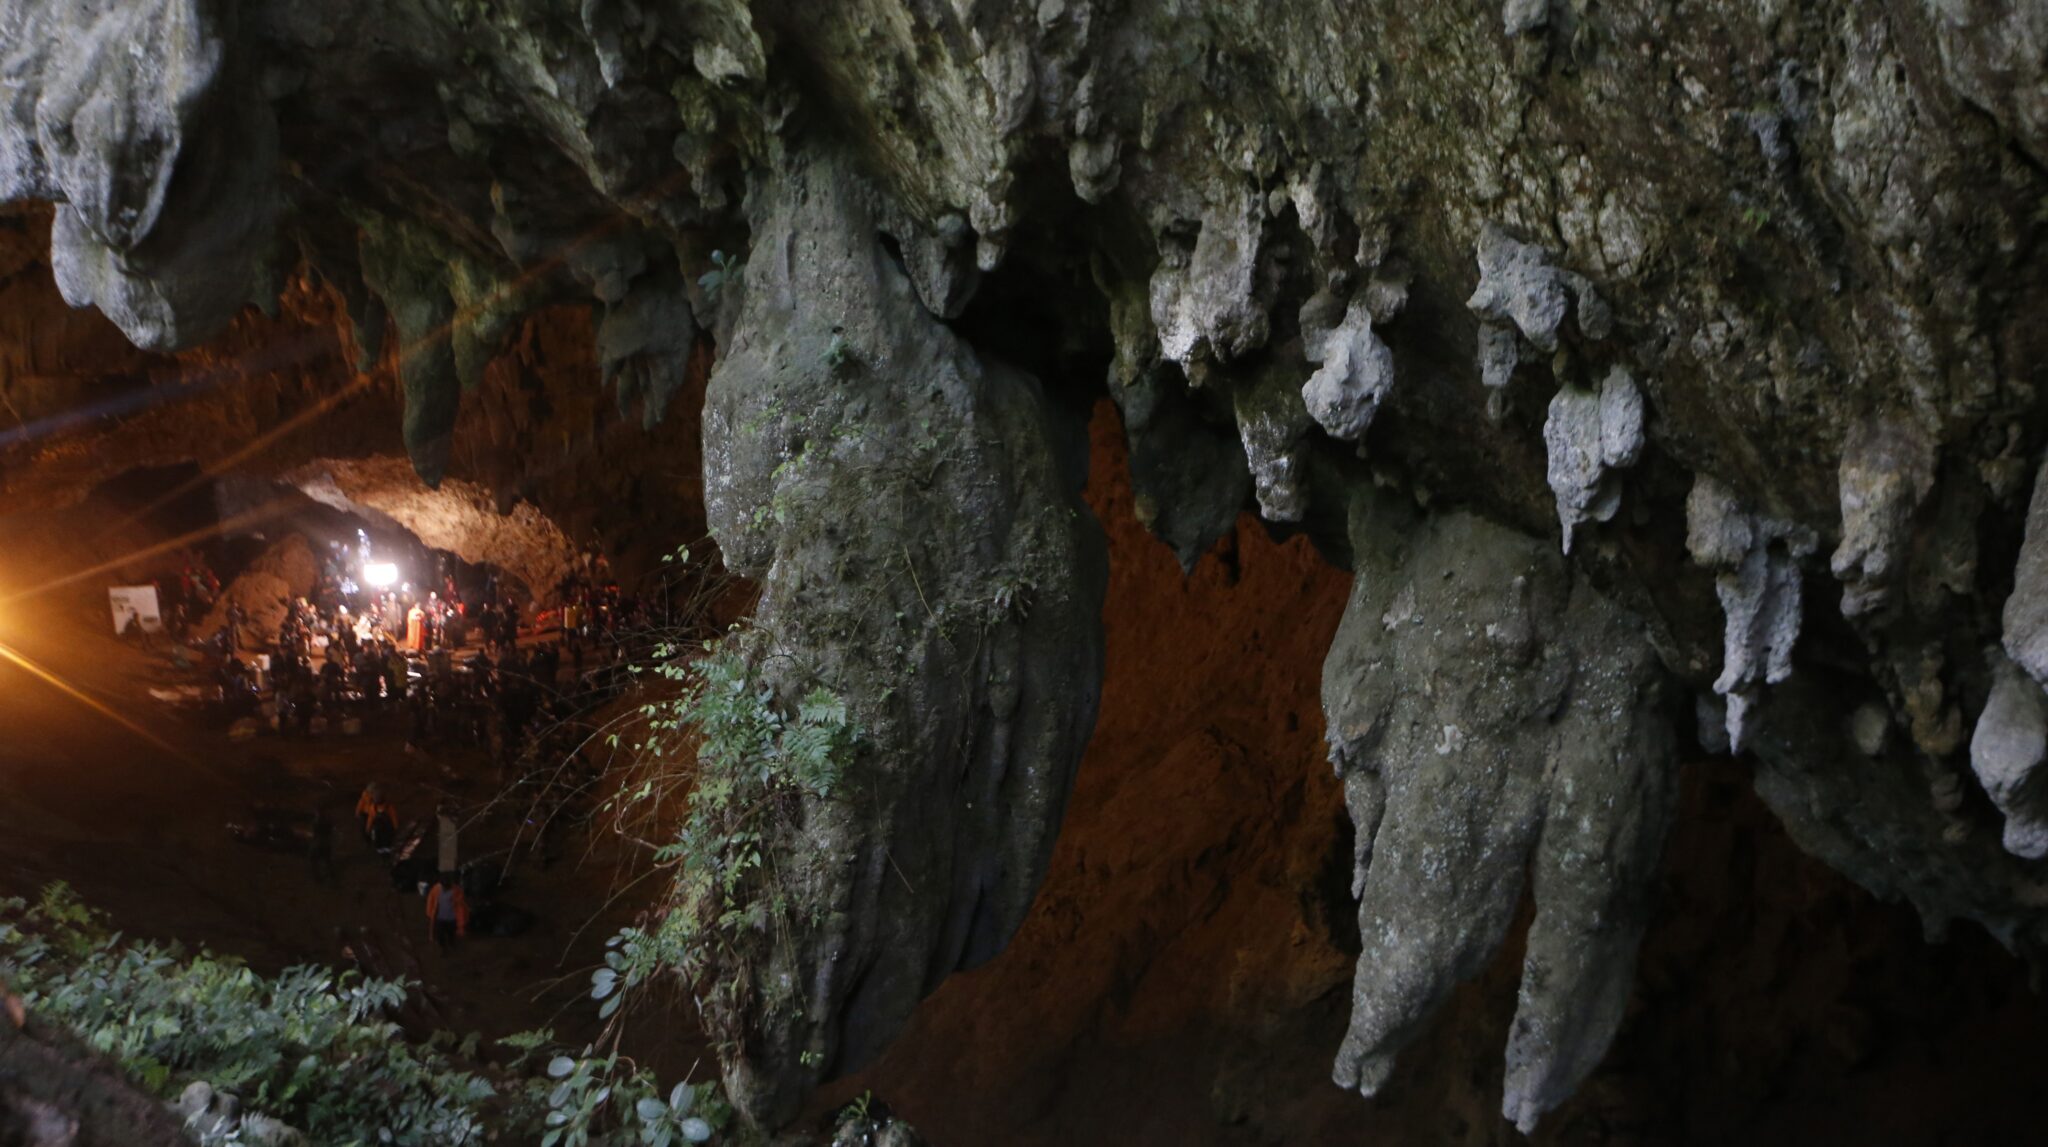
top-left (425, 874), bottom-right (469, 950)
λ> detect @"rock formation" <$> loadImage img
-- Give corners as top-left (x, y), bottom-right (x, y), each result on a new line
top-left (1322, 487), bottom-right (1676, 1131)
top-left (700, 142), bottom-right (1105, 1122)
top-left (5, 0), bottom-right (2048, 1134)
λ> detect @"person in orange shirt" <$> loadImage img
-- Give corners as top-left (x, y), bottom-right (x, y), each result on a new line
top-left (425, 873), bottom-right (469, 951)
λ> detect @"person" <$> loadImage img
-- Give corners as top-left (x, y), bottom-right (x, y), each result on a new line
top-left (404, 601), bottom-right (425, 652)
top-left (355, 783), bottom-right (397, 850)
top-left (308, 805), bottom-right (335, 885)
top-left (121, 606), bottom-right (153, 650)
top-left (385, 645), bottom-right (408, 702)
top-left (425, 873), bottom-right (468, 951)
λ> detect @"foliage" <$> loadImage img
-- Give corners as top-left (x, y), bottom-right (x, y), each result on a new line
top-left (516, 1041), bottom-right (721, 1147)
top-left (820, 332), bottom-right (856, 375)
top-left (0, 885), bottom-right (729, 1147)
top-left (697, 250), bottom-right (743, 307)
top-left (594, 619), bottom-right (858, 1051)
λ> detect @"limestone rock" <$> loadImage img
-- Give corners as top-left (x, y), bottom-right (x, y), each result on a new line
top-left (3, 0), bottom-right (2048, 1133)
top-left (196, 533), bottom-right (318, 641)
top-left (1301, 303), bottom-right (1395, 444)
top-left (2, 0), bottom-right (276, 350)
top-left (1101, 274), bottom-right (1252, 567)
top-left (1151, 189), bottom-right (1272, 368)
top-left (1322, 489), bottom-right (1675, 1133)
top-left (1832, 416), bottom-right (1936, 619)
top-left (2003, 454), bottom-right (2048, 686)
top-left (1970, 651), bottom-right (2048, 860)
top-left (357, 226), bottom-right (459, 488)
top-left (1542, 366), bottom-right (1645, 553)
top-left (1232, 363), bottom-right (1315, 522)
top-left (1468, 225), bottom-right (1573, 352)
top-left (289, 458), bottom-right (577, 602)
top-left (1687, 475), bottom-right (1816, 751)
top-left (596, 263), bottom-right (697, 430)
top-left (702, 144), bottom-right (1105, 1127)
top-left (1503, 0), bottom-right (1550, 36)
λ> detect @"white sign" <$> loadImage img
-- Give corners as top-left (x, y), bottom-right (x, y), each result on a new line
top-left (108, 585), bottom-right (164, 635)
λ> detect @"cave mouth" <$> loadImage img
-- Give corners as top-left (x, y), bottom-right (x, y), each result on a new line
top-left (55, 464), bottom-right (555, 646)
top-left (1, 0), bottom-right (2045, 1126)
top-left (0, 452), bottom-right (719, 1085)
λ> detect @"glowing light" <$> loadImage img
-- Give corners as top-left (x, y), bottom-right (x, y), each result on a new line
top-left (364, 563), bottom-right (400, 589)
top-left (0, 637), bottom-right (200, 766)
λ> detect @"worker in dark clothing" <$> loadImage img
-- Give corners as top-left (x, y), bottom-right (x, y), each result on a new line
top-left (308, 806), bottom-right (335, 884)
top-left (425, 873), bottom-right (469, 951)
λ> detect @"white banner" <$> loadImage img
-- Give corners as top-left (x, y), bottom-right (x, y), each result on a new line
top-left (108, 585), bottom-right (164, 635)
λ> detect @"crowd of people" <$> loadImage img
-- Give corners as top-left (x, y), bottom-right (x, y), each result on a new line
top-left (183, 533), bottom-right (707, 955)
top-left (157, 556), bottom-right (222, 638)
top-left (214, 588), bottom-right (582, 775)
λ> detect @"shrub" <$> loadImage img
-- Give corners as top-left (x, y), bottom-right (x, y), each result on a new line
top-left (593, 625), bottom-right (857, 1053)
top-left (0, 885), bottom-right (728, 1146)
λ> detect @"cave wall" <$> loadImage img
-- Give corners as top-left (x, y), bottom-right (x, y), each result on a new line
top-left (837, 406), bottom-right (2048, 1147)
top-left (6, 0), bottom-right (2048, 1133)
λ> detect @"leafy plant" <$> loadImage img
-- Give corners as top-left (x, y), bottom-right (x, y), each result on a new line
top-left (528, 1047), bottom-right (719, 1147)
top-left (697, 250), bottom-right (743, 307)
top-left (593, 623), bottom-right (857, 1053)
top-left (820, 332), bottom-right (856, 374)
top-left (0, 885), bottom-right (730, 1147)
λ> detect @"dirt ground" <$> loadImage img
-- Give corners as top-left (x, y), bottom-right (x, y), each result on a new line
top-left (0, 499), bottom-right (711, 1088)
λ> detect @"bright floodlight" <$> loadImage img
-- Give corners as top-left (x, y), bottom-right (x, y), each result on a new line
top-left (363, 562), bottom-right (399, 589)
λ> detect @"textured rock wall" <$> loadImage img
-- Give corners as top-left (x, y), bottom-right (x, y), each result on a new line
top-left (288, 456), bottom-right (578, 599)
top-left (6, 0), bottom-right (2048, 1131)
top-left (699, 142), bottom-right (1105, 1122)
top-left (0, 208), bottom-right (712, 588)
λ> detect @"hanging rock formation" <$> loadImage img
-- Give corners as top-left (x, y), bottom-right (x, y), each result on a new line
top-left (5, 0), bottom-right (2048, 1135)
top-left (1686, 475), bottom-right (1817, 752)
top-left (701, 143), bottom-right (1105, 1125)
top-left (0, 0), bottom-right (280, 353)
top-left (1543, 365), bottom-right (1644, 553)
top-left (1322, 487), bottom-right (1676, 1132)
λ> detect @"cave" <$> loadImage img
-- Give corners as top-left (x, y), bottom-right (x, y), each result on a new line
top-left (6, 3), bottom-right (2048, 1146)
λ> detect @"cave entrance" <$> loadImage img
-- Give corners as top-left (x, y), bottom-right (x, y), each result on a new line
top-left (205, 475), bottom-right (514, 654)
top-left (0, 456), bottom-right (717, 1081)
